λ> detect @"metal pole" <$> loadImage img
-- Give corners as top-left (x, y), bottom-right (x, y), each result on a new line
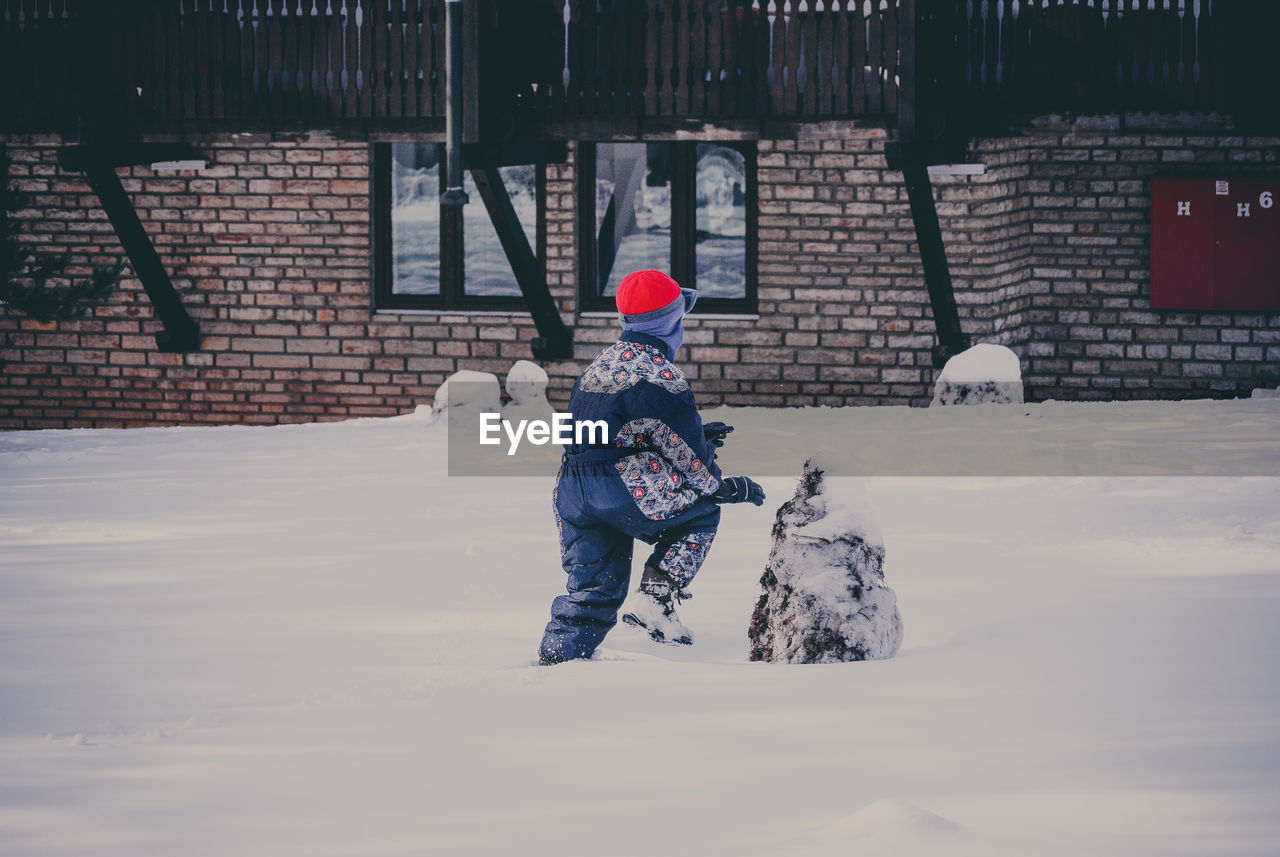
top-left (442, 0), bottom-right (468, 206)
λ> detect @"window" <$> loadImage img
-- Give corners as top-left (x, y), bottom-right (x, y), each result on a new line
top-left (372, 143), bottom-right (544, 311)
top-left (579, 141), bottom-right (757, 314)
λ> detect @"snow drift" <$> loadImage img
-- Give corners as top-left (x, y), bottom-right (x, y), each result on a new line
top-left (430, 369), bottom-right (501, 419)
top-left (3, 401), bottom-right (1279, 857)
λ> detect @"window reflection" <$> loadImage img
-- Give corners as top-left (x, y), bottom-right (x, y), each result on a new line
top-left (463, 164), bottom-right (536, 297)
top-left (695, 143), bottom-right (747, 299)
top-left (595, 143), bottom-right (672, 297)
top-left (389, 143), bottom-right (536, 298)
top-left (391, 143), bottom-right (442, 296)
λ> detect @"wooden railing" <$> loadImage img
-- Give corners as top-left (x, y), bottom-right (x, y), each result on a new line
top-left (0, 0), bottom-right (1236, 140)
top-left (1, 0), bottom-right (449, 134)
top-left (956, 0), bottom-right (1226, 117)
top-left (2, 0), bottom-right (909, 136)
top-left (1, 0), bottom-right (74, 132)
top-left (517, 0), bottom-right (907, 121)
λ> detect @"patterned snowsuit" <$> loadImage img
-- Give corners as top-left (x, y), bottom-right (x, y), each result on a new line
top-left (539, 331), bottom-right (723, 663)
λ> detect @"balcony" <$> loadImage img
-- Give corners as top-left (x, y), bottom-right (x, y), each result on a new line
top-left (0, 1), bottom-right (1245, 144)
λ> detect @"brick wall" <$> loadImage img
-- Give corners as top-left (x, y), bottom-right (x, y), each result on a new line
top-left (1008, 133), bottom-right (1280, 399)
top-left (1, 137), bottom-right (398, 427)
top-left (2, 126), bottom-right (1279, 429)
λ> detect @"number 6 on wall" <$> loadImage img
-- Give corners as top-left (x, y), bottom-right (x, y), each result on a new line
top-left (1263, 191), bottom-right (1275, 209)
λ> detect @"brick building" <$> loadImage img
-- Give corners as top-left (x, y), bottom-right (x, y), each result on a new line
top-left (2, 1), bottom-right (1278, 428)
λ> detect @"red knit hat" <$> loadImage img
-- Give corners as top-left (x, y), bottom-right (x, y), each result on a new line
top-left (615, 270), bottom-right (682, 316)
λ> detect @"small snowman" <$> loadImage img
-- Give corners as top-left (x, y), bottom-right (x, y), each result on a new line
top-left (501, 360), bottom-right (555, 427)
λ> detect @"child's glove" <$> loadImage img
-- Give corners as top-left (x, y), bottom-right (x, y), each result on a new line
top-left (712, 476), bottom-right (766, 506)
top-left (703, 422), bottom-right (735, 448)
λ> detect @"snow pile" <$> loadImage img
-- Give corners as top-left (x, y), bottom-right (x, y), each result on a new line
top-left (749, 455), bottom-right (903, 663)
top-left (1251, 385), bottom-right (1280, 400)
top-left (931, 343), bottom-right (1025, 406)
top-left (799, 798), bottom-right (1011, 857)
top-left (820, 799), bottom-right (960, 847)
top-left (831, 799), bottom-right (961, 838)
top-left (429, 369), bottom-right (501, 420)
top-left (501, 360), bottom-right (555, 426)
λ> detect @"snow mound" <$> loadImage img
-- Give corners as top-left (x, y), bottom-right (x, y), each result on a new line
top-left (804, 799), bottom-right (995, 857)
top-left (502, 360), bottom-right (555, 426)
top-left (931, 343), bottom-right (1024, 406)
top-left (430, 370), bottom-right (501, 420)
top-left (831, 798), bottom-right (961, 838)
top-left (749, 456), bottom-right (903, 664)
top-left (1251, 385), bottom-right (1280, 399)
top-left (504, 360), bottom-right (549, 405)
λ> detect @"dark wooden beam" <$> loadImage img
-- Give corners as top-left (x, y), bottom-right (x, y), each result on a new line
top-left (462, 142), bottom-right (568, 169)
top-left (469, 167), bottom-right (572, 362)
top-left (60, 148), bottom-right (201, 352)
top-left (886, 142), bottom-right (969, 368)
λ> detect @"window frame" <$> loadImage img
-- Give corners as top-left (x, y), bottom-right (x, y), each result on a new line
top-left (371, 143), bottom-right (547, 312)
top-left (577, 140), bottom-right (759, 316)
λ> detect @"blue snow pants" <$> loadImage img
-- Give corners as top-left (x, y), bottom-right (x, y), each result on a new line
top-left (539, 451), bottom-right (721, 663)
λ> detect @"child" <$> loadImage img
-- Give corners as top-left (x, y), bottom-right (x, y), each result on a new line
top-left (538, 270), bottom-right (765, 665)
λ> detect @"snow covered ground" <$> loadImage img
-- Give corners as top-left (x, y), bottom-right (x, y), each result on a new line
top-left (2, 401), bottom-right (1279, 856)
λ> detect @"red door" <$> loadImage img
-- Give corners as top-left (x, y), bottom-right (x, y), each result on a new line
top-left (1150, 178), bottom-right (1215, 310)
top-left (1214, 180), bottom-right (1280, 312)
top-left (1150, 177), bottom-right (1280, 311)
